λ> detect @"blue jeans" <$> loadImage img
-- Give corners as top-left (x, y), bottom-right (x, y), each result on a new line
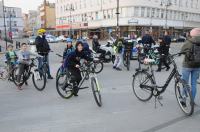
top-left (182, 67), bottom-right (200, 100)
top-left (38, 55), bottom-right (51, 77)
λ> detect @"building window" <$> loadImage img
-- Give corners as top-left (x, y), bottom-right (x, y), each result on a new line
top-left (141, 7), bottom-right (145, 17)
top-left (147, 8), bottom-right (150, 17)
top-left (134, 7), bottom-right (139, 17)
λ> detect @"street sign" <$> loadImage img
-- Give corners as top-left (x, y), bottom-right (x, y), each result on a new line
top-left (128, 19), bottom-right (138, 24)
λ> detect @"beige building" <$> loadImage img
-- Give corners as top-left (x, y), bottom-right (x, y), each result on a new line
top-left (39, 0), bottom-right (56, 30)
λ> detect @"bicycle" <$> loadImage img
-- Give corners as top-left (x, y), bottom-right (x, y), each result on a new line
top-left (132, 52), bottom-right (194, 116)
top-left (123, 40), bottom-right (134, 71)
top-left (12, 57), bottom-right (47, 91)
top-left (56, 60), bottom-right (102, 107)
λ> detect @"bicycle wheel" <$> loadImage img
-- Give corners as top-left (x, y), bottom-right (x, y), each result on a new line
top-left (32, 69), bottom-right (46, 91)
top-left (112, 55), bottom-right (115, 64)
top-left (127, 54), bottom-right (130, 71)
top-left (175, 79), bottom-right (194, 116)
top-left (42, 63), bottom-right (49, 79)
top-left (91, 77), bottom-right (102, 107)
top-left (94, 61), bottom-right (104, 74)
top-left (56, 73), bottom-right (73, 99)
top-left (12, 67), bottom-right (26, 86)
top-left (132, 71), bottom-right (153, 101)
top-left (123, 53), bottom-right (127, 67)
top-left (0, 67), bottom-right (9, 80)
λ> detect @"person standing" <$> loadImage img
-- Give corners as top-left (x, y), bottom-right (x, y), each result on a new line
top-left (35, 29), bottom-right (53, 79)
top-left (142, 30), bottom-right (156, 54)
top-left (113, 38), bottom-right (123, 71)
top-left (156, 36), bottom-right (170, 72)
top-left (181, 28), bottom-right (200, 105)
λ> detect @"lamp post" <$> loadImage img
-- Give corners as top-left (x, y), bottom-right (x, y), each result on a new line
top-left (160, 0), bottom-right (172, 30)
top-left (2, 0), bottom-right (7, 49)
top-left (66, 4), bottom-right (75, 38)
top-left (116, 0), bottom-right (120, 39)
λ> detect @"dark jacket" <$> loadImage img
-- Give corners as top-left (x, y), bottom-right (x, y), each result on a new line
top-left (181, 36), bottom-right (200, 68)
top-left (35, 36), bottom-right (50, 56)
top-left (142, 34), bottom-right (156, 46)
top-left (158, 42), bottom-right (169, 55)
top-left (65, 50), bottom-right (93, 70)
top-left (163, 35), bottom-right (171, 46)
top-left (63, 46), bottom-right (74, 59)
top-left (5, 51), bottom-right (17, 64)
top-left (92, 39), bottom-right (100, 52)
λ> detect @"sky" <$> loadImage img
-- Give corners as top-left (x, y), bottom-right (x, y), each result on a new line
top-left (4, 0), bottom-right (55, 13)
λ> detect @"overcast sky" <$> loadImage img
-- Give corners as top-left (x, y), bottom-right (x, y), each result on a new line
top-left (4, 0), bottom-right (55, 13)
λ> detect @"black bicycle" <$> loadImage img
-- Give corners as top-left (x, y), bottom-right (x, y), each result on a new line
top-left (56, 61), bottom-right (102, 107)
top-left (12, 58), bottom-right (47, 91)
top-left (123, 40), bottom-right (134, 71)
top-left (132, 52), bottom-right (194, 116)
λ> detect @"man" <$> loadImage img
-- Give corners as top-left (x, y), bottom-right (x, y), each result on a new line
top-left (92, 34), bottom-right (106, 57)
top-left (181, 28), bottom-right (200, 105)
top-left (142, 30), bottom-right (156, 54)
top-left (35, 29), bottom-right (53, 79)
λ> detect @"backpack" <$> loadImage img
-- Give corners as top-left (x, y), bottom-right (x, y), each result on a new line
top-left (189, 44), bottom-right (200, 63)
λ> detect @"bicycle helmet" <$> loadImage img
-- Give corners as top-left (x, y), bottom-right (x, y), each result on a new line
top-left (37, 29), bottom-right (46, 35)
top-left (66, 38), bottom-right (73, 43)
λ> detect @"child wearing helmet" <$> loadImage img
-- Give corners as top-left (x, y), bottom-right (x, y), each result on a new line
top-left (63, 38), bottom-right (75, 59)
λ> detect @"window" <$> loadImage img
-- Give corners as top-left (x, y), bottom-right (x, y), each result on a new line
top-left (141, 7), bottom-right (145, 17)
top-left (151, 8), bottom-right (155, 18)
top-left (134, 7), bottom-right (139, 17)
top-left (147, 8), bottom-right (150, 17)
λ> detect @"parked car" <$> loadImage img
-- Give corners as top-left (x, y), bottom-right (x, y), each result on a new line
top-left (46, 35), bottom-right (59, 43)
top-left (56, 35), bottom-right (67, 42)
top-left (28, 36), bottom-right (37, 45)
top-left (171, 36), bottom-right (186, 42)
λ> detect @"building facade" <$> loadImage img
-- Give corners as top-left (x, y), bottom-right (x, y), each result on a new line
top-left (39, 0), bottom-right (56, 30)
top-left (0, 1), bottom-right (24, 38)
top-left (55, 0), bottom-right (200, 39)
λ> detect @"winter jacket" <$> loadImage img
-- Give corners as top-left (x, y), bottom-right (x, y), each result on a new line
top-left (181, 36), bottom-right (200, 68)
top-left (35, 36), bottom-right (50, 56)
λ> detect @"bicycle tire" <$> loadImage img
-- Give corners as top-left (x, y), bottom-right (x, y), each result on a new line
top-left (127, 54), bottom-right (130, 71)
top-left (94, 61), bottom-right (104, 74)
top-left (91, 77), bottom-right (102, 107)
top-left (112, 55), bottom-right (115, 64)
top-left (42, 63), bottom-right (49, 79)
top-left (132, 71), bottom-right (153, 101)
top-left (123, 53), bottom-right (128, 67)
top-left (56, 73), bottom-right (73, 99)
top-left (12, 67), bottom-right (26, 87)
top-left (175, 79), bottom-right (194, 116)
top-left (32, 69), bottom-right (46, 91)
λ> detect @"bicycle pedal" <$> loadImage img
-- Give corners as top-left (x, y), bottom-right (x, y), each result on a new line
top-left (79, 87), bottom-right (89, 89)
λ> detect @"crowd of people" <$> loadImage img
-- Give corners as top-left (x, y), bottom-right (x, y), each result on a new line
top-left (1, 27), bottom-right (200, 101)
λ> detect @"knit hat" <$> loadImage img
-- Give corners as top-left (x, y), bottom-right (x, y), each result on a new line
top-left (190, 28), bottom-right (200, 37)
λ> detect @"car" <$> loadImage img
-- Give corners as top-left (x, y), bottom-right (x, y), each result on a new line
top-left (46, 35), bottom-right (59, 43)
top-left (28, 36), bottom-right (37, 45)
top-left (171, 36), bottom-right (186, 43)
top-left (56, 35), bottom-right (67, 42)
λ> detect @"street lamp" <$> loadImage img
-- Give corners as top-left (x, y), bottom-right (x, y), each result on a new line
top-left (116, 0), bottom-right (120, 38)
top-left (160, 0), bottom-right (172, 30)
top-left (2, 0), bottom-right (7, 49)
top-left (66, 4), bottom-right (75, 38)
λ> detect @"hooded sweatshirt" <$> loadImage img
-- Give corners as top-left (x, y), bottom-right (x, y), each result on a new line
top-left (181, 36), bottom-right (200, 68)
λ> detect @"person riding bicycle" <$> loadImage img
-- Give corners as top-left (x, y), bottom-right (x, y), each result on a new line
top-left (35, 28), bottom-right (53, 79)
top-left (5, 44), bottom-right (18, 75)
top-left (64, 41), bottom-right (93, 96)
top-left (181, 28), bottom-right (200, 105)
top-left (92, 35), bottom-right (106, 58)
top-left (16, 43), bottom-right (40, 90)
top-left (156, 36), bottom-right (170, 72)
top-left (63, 38), bottom-right (75, 59)
top-left (113, 38), bottom-right (123, 71)
top-left (142, 30), bottom-right (156, 54)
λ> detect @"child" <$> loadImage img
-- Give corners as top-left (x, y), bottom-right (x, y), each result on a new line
top-left (16, 43), bottom-right (40, 89)
top-left (113, 39), bottom-right (123, 71)
top-left (63, 38), bottom-right (74, 59)
top-left (5, 44), bottom-right (18, 79)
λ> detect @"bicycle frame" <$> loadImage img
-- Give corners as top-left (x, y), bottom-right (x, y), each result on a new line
top-left (141, 56), bottom-right (181, 96)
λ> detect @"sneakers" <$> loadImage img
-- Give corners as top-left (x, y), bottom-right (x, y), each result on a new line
top-left (156, 69), bottom-right (161, 72)
top-left (116, 67), bottom-right (122, 71)
top-left (113, 66), bottom-right (116, 69)
top-left (48, 76), bottom-right (54, 79)
top-left (166, 67), bottom-right (170, 71)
